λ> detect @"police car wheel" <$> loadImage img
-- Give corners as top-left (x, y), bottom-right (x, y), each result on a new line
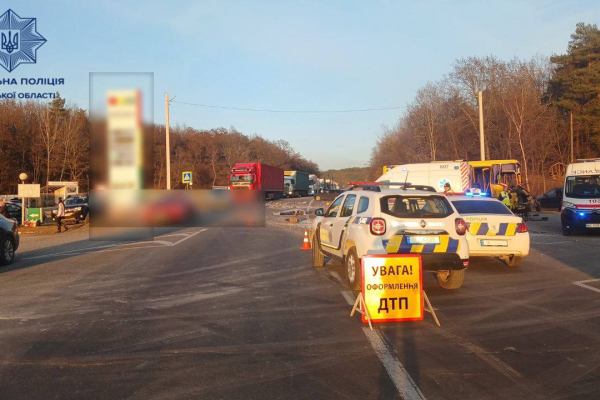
top-left (436, 269), bottom-right (465, 290)
top-left (505, 255), bottom-right (522, 268)
top-left (312, 236), bottom-right (324, 267)
top-left (345, 247), bottom-right (361, 291)
top-left (561, 224), bottom-right (571, 236)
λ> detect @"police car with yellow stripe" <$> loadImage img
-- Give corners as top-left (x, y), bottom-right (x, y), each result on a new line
top-left (310, 184), bottom-right (470, 290)
top-left (448, 193), bottom-right (529, 267)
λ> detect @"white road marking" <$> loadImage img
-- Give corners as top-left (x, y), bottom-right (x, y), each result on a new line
top-left (341, 290), bottom-right (355, 305)
top-left (341, 291), bottom-right (427, 400)
top-left (167, 229), bottom-right (205, 246)
top-left (154, 232), bottom-right (192, 238)
top-left (21, 229), bottom-right (207, 260)
top-left (361, 328), bottom-right (427, 400)
top-left (573, 278), bottom-right (600, 294)
top-left (531, 240), bottom-right (574, 245)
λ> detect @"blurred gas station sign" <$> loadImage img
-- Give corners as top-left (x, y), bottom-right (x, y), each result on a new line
top-left (18, 184), bottom-right (40, 198)
top-left (106, 90), bottom-right (143, 190)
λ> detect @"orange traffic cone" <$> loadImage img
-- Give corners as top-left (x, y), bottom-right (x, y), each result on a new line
top-left (301, 229), bottom-right (311, 250)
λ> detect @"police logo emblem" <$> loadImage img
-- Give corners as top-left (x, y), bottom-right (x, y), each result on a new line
top-left (0, 9), bottom-right (46, 73)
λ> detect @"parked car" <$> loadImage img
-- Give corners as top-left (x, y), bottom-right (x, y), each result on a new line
top-left (0, 213), bottom-right (20, 265)
top-left (314, 189), bottom-right (345, 201)
top-left (52, 194), bottom-right (89, 223)
top-left (537, 187), bottom-right (563, 211)
top-left (310, 184), bottom-right (470, 290)
top-left (5, 202), bottom-right (22, 225)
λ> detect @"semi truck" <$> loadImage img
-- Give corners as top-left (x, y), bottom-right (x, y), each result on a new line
top-left (228, 163), bottom-right (284, 199)
top-left (284, 171), bottom-right (310, 197)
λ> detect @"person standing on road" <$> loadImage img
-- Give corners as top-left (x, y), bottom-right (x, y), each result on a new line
top-left (498, 185), bottom-right (511, 208)
top-left (56, 197), bottom-right (68, 233)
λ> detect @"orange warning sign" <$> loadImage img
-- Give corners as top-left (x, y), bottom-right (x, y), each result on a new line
top-left (361, 254), bottom-right (423, 323)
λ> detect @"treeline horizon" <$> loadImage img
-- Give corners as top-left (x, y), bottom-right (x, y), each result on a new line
top-left (369, 22), bottom-right (600, 194)
top-left (0, 95), bottom-right (320, 194)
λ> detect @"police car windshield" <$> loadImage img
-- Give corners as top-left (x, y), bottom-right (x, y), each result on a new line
top-left (380, 195), bottom-right (452, 218)
top-left (565, 175), bottom-right (600, 199)
top-left (451, 200), bottom-right (512, 215)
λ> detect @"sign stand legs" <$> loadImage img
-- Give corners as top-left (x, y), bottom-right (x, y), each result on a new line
top-left (350, 292), bottom-right (373, 331)
top-left (423, 291), bottom-right (441, 327)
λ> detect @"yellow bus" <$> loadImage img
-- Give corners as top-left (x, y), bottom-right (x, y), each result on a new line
top-left (469, 160), bottom-right (522, 198)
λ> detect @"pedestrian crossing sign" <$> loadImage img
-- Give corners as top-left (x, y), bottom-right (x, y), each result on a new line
top-left (182, 171), bottom-right (192, 184)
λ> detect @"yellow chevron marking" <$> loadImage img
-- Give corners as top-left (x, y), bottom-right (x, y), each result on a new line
top-left (386, 235), bottom-right (403, 253)
top-left (410, 244), bottom-right (424, 253)
top-left (505, 223), bottom-right (517, 236)
top-left (433, 235), bottom-right (450, 252)
top-left (469, 222), bottom-right (481, 235)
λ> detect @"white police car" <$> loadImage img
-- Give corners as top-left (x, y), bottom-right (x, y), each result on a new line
top-left (448, 194), bottom-right (529, 267)
top-left (310, 184), bottom-right (470, 290)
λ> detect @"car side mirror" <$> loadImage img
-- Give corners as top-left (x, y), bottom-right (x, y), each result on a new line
top-left (315, 208), bottom-right (324, 216)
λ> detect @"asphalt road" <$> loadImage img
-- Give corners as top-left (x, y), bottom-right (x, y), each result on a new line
top-left (1, 200), bottom-right (600, 399)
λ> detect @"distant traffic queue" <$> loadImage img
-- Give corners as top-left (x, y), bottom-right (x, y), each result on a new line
top-left (228, 163), bottom-right (335, 199)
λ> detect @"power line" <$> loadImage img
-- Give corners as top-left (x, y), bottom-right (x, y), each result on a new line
top-left (170, 100), bottom-right (406, 114)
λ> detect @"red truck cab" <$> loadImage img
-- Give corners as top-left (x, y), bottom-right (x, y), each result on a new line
top-left (229, 163), bottom-right (284, 199)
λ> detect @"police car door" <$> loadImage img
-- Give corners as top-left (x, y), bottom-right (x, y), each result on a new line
top-left (331, 194), bottom-right (357, 257)
top-left (320, 195), bottom-right (345, 250)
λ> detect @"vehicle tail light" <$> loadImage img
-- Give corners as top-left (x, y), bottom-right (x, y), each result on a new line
top-left (462, 260), bottom-right (469, 267)
top-left (517, 222), bottom-right (528, 233)
top-left (455, 218), bottom-right (467, 235)
top-left (370, 218), bottom-right (386, 236)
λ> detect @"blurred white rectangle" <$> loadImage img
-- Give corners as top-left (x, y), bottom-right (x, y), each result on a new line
top-left (107, 90), bottom-right (143, 190)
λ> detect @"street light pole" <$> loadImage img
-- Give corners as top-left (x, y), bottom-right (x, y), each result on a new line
top-left (165, 93), bottom-right (171, 190)
top-left (19, 172), bottom-right (27, 226)
top-left (478, 90), bottom-right (485, 161)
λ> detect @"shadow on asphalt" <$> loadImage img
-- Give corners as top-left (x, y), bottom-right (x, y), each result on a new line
top-left (2, 239), bottom-right (94, 275)
top-left (1, 226), bottom-right (191, 275)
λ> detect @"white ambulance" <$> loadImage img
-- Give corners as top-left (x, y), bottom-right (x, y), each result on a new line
top-left (561, 159), bottom-right (600, 235)
top-left (377, 162), bottom-right (471, 194)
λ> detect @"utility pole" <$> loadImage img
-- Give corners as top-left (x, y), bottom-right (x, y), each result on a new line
top-left (165, 93), bottom-right (172, 190)
top-left (570, 111), bottom-right (574, 163)
top-left (478, 90), bottom-right (485, 161)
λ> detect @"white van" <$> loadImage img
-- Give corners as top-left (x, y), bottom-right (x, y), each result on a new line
top-left (377, 162), bottom-right (472, 193)
top-left (561, 159), bottom-right (600, 235)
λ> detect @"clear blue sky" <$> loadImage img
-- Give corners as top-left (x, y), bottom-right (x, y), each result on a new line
top-left (2, 1), bottom-right (598, 170)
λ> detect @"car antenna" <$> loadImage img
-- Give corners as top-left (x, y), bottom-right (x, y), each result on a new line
top-left (402, 171), bottom-right (409, 190)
